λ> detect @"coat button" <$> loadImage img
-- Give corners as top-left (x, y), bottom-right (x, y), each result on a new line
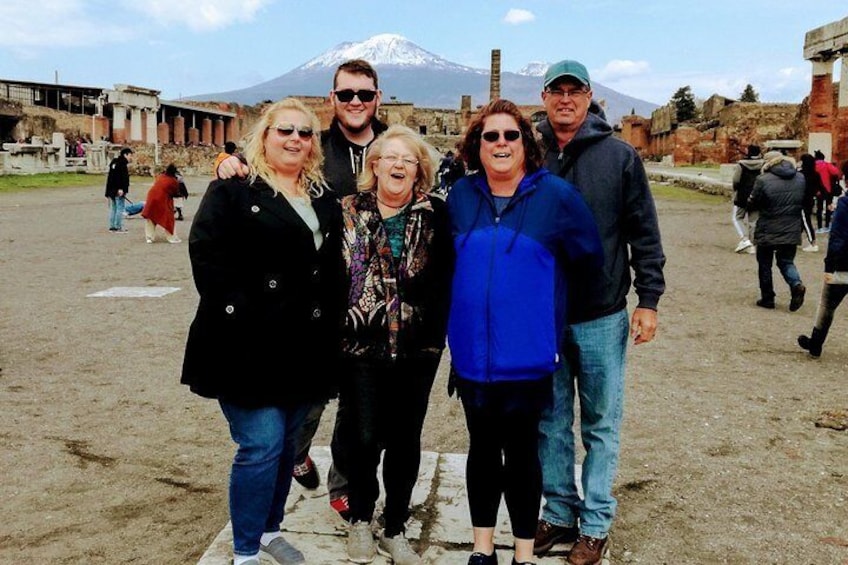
top-left (312, 307), bottom-right (321, 319)
top-left (225, 304), bottom-right (235, 314)
top-left (251, 205), bottom-right (260, 213)
top-left (268, 279), bottom-right (277, 289)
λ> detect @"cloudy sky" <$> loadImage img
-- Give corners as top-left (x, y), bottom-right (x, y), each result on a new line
top-left (1, 0), bottom-right (845, 105)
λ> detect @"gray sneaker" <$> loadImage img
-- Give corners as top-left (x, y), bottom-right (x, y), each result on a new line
top-left (259, 536), bottom-right (305, 564)
top-left (347, 521), bottom-right (376, 563)
top-left (378, 533), bottom-right (422, 565)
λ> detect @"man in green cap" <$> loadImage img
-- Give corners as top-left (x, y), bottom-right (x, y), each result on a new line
top-left (534, 59), bottom-right (666, 565)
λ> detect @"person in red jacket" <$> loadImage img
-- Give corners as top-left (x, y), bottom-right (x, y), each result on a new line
top-left (141, 164), bottom-right (185, 243)
top-left (813, 150), bottom-right (843, 233)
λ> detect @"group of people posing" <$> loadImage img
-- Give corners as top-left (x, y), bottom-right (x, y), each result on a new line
top-left (180, 57), bottom-right (666, 565)
top-left (731, 144), bottom-right (848, 358)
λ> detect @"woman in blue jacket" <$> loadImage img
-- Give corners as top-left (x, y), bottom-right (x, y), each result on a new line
top-left (447, 99), bottom-right (603, 565)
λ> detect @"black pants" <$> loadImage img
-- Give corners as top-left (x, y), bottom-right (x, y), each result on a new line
top-left (458, 375), bottom-right (550, 540)
top-left (342, 354), bottom-right (440, 536)
top-left (816, 193), bottom-right (834, 229)
top-left (292, 398), bottom-right (350, 498)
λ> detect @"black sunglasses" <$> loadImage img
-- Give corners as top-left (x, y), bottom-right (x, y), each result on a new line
top-left (334, 89), bottom-right (378, 103)
top-left (481, 129), bottom-right (521, 143)
top-left (268, 123), bottom-right (314, 140)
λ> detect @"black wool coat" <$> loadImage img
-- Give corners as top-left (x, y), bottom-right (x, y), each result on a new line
top-left (181, 177), bottom-right (343, 408)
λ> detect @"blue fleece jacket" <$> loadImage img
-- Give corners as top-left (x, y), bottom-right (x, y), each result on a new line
top-left (447, 168), bottom-right (603, 383)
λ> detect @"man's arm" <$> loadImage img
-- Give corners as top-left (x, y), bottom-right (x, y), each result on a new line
top-left (623, 153), bottom-right (665, 330)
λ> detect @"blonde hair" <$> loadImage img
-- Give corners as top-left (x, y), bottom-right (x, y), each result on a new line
top-left (242, 98), bottom-right (326, 197)
top-left (357, 124), bottom-right (438, 195)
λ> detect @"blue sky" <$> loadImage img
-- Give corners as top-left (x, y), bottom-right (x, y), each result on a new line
top-left (1, 1), bottom-right (845, 106)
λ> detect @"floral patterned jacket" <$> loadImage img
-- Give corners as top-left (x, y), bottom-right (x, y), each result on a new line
top-left (340, 190), bottom-right (454, 360)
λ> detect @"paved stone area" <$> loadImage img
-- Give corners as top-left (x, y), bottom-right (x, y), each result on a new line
top-left (197, 447), bottom-right (608, 565)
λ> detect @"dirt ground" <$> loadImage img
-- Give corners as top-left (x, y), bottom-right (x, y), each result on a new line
top-left (1, 177), bottom-right (846, 565)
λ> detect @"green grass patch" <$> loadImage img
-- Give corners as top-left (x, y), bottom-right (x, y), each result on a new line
top-left (0, 173), bottom-right (105, 193)
top-left (651, 182), bottom-right (726, 203)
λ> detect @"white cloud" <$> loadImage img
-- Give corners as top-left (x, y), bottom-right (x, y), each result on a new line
top-left (503, 8), bottom-right (535, 25)
top-left (594, 59), bottom-right (650, 81)
top-left (123, 0), bottom-right (273, 32)
top-left (0, 0), bottom-right (133, 47)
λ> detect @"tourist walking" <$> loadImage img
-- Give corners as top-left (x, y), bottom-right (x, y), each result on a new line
top-left (731, 144), bottom-right (763, 253)
top-left (798, 193), bottom-right (848, 357)
top-left (747, 151), bottom-right (807, 311)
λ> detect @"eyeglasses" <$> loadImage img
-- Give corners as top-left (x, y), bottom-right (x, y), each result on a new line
top-left (268, 123), bottom-right (313, 140)
top-left (481, 130), bottom-right (521, 143)
top-left (334, 89), bottom-right (378, 103)
top-left (379, 154), bottom-right (419, 167)
top-left (545, 87), bottom-right (590, 100)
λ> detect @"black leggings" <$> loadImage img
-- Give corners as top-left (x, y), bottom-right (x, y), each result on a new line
top-left (342, 355), bottom-right (439, 536)
top-left (458, 376), bottom-right (549, 540)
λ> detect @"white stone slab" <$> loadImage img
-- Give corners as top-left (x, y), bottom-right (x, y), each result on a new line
top-left (86, 286), bottom-right (180, 297)
top-left (197, 447), bottom-right (599, 564)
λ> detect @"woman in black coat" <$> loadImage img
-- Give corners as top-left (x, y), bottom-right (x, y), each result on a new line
top-left (181, 98), bottom-right (342, 565)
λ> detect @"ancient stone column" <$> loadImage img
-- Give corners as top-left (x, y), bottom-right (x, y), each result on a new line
top-left (808, 59), bottom-right (835, 159)
top-left (213, 118), bottom-right (225, 147)
top-left (112, 104), bottom-right (127, 144)
top-left (157, 122), bottom-right (170, 145)
top-left (490, 49), bottom-right (501, 102)
top-left (837, 55), bottom-right (848, 165)
top-left (173, 115), bottom-right (186, 145)
top-left (201, 118), bottom-right (213, 146)
top-left (225, 118), bottom-right (239, 144)
top-left (130, 107), bottom-right (143, 142)
top-left (145, 109), bottom-right (158, 145)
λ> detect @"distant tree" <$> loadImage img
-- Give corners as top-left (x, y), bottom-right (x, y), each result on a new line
top-left (739, 84), bottom-right (760, 103)
top-left (671, 86), bottom-right (696, 121)
top-left (631, 107), bottom-right (636, 115)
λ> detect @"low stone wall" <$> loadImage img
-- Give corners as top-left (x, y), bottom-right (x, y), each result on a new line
top-left (647, 169), bottom-right (731, 198)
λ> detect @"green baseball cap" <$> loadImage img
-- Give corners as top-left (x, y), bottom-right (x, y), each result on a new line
top-left (543, 60), bottom-right (591, 89)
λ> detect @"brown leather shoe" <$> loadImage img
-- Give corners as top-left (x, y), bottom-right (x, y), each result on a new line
top-left (567, 534), bottom-right (608, 565)
top-left (533, 519), bottom-right (578, 555)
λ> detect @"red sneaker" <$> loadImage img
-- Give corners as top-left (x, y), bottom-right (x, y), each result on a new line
top-left (292, 455), bottom-right (319, 490)
top-left (330, 493), bottom-right (351, 522)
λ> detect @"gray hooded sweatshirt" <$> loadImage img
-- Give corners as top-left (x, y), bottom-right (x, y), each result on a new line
top-left (537, 110), bottom-right (666, 323)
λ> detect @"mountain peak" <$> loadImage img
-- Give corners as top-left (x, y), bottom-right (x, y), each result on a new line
top-left (517, 61), bottom-right (550, 77)
top-left (298, 34), bottom-right (477, 72)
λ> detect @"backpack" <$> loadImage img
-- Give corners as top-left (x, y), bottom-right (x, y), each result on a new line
top-left (734, 165), bottom-right (760, 207)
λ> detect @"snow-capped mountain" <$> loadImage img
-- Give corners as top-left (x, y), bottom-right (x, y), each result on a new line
top-left (517, 62), bottom-right (550, 77)
top-left (187, 34), bottom-right (657, 125)
top-left (299, 33), bottom-right (482, 73)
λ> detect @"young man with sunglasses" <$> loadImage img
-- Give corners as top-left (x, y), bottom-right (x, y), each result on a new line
top-left (534, 60), bottom-right (666, 565)
top-left (299, 59), bottom-right (388, 522)
top-left (215, 60), bottom-right (388, 524)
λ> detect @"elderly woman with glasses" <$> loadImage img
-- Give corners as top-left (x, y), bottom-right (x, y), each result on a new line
top-left (341, 125), bottom-right (454, 565)
top-left (181, 98), bottom-right (343, 565)
top-left (446, 99), bottom-right (603, 565)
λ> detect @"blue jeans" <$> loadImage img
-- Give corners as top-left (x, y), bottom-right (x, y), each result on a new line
top-left (108, 196), bottom-right (125, 230)
top-left (756, 244), bottom-right (802, 301)
top-left (538, 309), bottom-right (629, 539)
top-left (219, 401), bottom-right (308, 556)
